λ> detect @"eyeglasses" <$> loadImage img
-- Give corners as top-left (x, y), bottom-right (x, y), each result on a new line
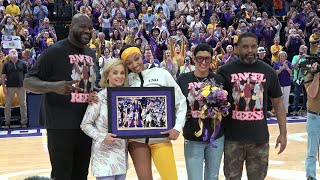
top-left (195, 56), bottom-right (211, 63)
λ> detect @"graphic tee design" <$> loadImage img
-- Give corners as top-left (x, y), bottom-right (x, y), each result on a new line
top-left (230, 72), bottom-right (265, 121)
top-left (69, 54), bottom-right (96, 103)
top-left (187, 81), bottom-right (204, 118)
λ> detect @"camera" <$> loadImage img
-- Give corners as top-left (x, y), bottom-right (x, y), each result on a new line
top-left (299, 53), bottom-right (320, 75)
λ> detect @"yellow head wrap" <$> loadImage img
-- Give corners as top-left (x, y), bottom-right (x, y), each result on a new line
top-left (120, 47), bottom-right (142, 62)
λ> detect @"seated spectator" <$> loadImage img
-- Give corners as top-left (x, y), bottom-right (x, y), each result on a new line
top-left (19, 20), bottom-right (34, 37)
top-left (186, 8), bottom-right (195, 24)
top-left (210, 48), bottom-right (221, 72)
top-left (127, 12), bottom-right (140, 33)
top-left (20, 28), bottom-right (35, 49)
top-left (0, 14), bottom-right (18, 35)
top-left (74, 0), bottom-right (92, 14)
top-left (188, 32), bottom-right (199, 47)
top-left (257, 47), bottom-right (272, 66)
top-left (98, 47), bottom-right (113, 76)
top-left (160, 50), bottom-right (178, 80)
top-left (20, 0), bottom-right (33, 22)
top-left (309, 28), bottom-right (320, 55)
top-left (143, 48), bottom-right (160, 67)
top-left (270, 37), bottom-right (283, 63)
top-left (0, 0), bottom-right (5, 20)
top-left (142, 7), bottom-right (156, 32)
top-left (179, 55), bottom-right (195, 75)
top-left (33, 0), bottom-right (48, 23)
top-left (221, 45), bottom-right (238, 65)
top-left (92, 32), bottom-right (111, 58)
top-left (124, 29), bottom-right (136, 46)
top-left (36, 31), bottom-right (56, 55)
top-left (126, 2), bottom-right (138, 19)
top-left (285, 28), bottom-right (305, 62)
top-left (189, 14), bottom-right (206, 36)
top-left (21, 48), bottom-right (36, 71)
top-left (4, 0), bottom-right (20, 18)
top-left (138, 6), bottom-right (147, 21)
top-left (38, 18), bottom-right (56, 36)
top-left (111, 2), bottom-right (125, 18)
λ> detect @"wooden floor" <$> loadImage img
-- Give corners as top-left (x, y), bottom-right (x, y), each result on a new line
top-left (0, 122), bottom-right (319, 180)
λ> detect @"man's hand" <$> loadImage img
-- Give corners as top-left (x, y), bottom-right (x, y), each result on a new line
top-left (161, 129), bottom-right (180, 140)
top-left (52, 80), bottom-right (83, 95)
top-left (88, 91), bottom-right (99, 104)
top-left (103, 133), bottom-right (118, 144)
top-left (275, 133), bottom-right (287, 154)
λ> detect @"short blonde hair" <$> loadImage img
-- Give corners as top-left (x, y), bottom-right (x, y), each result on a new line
top-left (99, 58), bottom-right (128, 88)
top-left (278, 51), bottom-right (287, 59)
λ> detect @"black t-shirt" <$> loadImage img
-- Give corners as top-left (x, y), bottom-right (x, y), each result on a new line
top-left (216, 59), bottom-right (282, 144)
top-left (26, 38), bottom-right (96, 129)
top-left (2, 60), bottom-right (27, 87)
top-left (176, 71), bottom-right (226, 142)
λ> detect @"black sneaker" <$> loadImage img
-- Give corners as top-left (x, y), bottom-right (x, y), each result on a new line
top-left (307, 177), bottom-right (317, 180)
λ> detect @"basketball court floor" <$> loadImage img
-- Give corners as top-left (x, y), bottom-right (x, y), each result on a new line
top-left (0, 116), bottom-right (319, 180)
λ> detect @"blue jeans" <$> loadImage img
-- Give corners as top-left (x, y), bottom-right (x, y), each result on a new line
top-left (184, 136), bottom-right (224, 180)
top-left (305, 113), bottom-right (320, 178)
top-left (293, 81), bottom-right (307, 111)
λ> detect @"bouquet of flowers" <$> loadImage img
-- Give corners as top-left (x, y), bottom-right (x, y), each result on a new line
top-left (194, 79), bottom-right (231, 147)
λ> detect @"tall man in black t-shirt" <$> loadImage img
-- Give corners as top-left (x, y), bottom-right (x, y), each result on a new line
top-left (24, 14), bottom-right (96, 180)
top-left (1, 48), bottom-right (28, 128)
top-left (217, 32), bottom-right (287, 180)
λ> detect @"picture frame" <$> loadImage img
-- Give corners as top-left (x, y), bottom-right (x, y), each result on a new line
top-left (107, 87), bottom-right (175, 139)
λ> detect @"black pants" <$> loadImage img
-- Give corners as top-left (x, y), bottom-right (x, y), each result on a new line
top-left (47, 129), bottom-right (92, 180)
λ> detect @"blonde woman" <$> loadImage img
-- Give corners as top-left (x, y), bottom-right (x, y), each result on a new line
top-left (273, 51), bottom-right (292, 114)
top-left (81, 59), bottom-right (128, 180)
top-left (160, 50), bottom-right (179, 79)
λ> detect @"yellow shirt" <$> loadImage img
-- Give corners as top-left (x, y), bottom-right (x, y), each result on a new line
top-left (309, 33), bottom-right (320, 55)
top-left (270, 44), bottom-right (283, 63)
top-left (233, 35), bottom-right (239, 55)
top-left (206, 23), bottom-right (217, 32)
top-left (5, 4), bottom-right (21, 17)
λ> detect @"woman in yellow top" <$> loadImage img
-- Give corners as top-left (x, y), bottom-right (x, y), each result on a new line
top-left (206, 14), bottom-right (220, 32)
top-left (169, 37), bottom-right (186, 69)
top-left (270, 37), bottom-right (283, 63)
top-left (232, 29), bottom-right (241, 55)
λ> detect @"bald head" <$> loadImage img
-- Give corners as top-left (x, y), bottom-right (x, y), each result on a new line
top-left (69, 14), bottom-right (93, 48)
top-left (71, 14), bottom-right (92, 26)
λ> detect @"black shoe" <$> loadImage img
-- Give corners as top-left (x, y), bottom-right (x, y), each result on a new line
top-left (307, 177), bottom-right (317, 180)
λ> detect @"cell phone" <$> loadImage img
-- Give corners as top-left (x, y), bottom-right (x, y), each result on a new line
top-left (185, 59), bottom-right (190, 66)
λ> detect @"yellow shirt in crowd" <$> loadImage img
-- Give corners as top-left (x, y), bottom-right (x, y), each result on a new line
top-left (309, 33), bottom-right (320, 55)
top-left (270, 44), bottom-right (283, 63)
top-left (4, 4), bottom-right (21, 17)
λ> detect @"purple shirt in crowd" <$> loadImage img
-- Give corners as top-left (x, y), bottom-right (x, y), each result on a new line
top-left (273, 61), bottom-right (293, 87)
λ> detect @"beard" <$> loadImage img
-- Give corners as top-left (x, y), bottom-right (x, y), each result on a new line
top-left (73, 31), bottom-right (92, 45)
top-left (239, 53), bottom-right (256, 64)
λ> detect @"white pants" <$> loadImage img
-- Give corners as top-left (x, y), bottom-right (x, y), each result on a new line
top-left (280, 86), bottom-right (291, 113)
